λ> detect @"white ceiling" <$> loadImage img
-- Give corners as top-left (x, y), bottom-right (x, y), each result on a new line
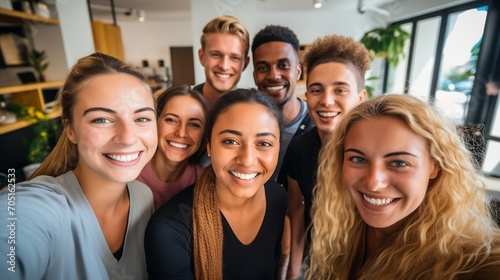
top-left (88, 0), bottom-right (396, 22)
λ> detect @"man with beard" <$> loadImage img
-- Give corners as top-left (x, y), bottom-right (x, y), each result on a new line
top-left (252, 25), bottom-right (313, 185)
top-left (251, 25), bottom-right (313, 279)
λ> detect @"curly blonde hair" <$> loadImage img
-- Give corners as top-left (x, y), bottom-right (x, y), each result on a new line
top-left (307, 94), bottom-right (500, 279)
top-left (304, 35), bottom-right (371, 89)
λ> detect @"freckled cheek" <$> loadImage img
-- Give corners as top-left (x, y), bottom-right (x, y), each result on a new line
top-left (75, 129), bottom-right (107, 156)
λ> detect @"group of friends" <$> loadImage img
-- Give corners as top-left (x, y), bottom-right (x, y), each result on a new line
top-left (1, 14), bottom-right (500, 280)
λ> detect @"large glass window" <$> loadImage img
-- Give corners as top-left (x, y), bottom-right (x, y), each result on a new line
top-left (435, 7), bottom-right (487, 124)
top-left (407, 17), bottom-right (441, 100)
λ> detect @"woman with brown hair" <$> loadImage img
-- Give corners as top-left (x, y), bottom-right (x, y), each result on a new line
top-left (145, 88), bottom-right (287, 279)
top-left (0, 52), bottom-right (157, 279)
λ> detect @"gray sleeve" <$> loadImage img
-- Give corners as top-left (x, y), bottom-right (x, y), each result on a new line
top-left (0, 180), bottom-right (72, 280)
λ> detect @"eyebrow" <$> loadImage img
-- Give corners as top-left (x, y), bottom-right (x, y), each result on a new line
top-left (219, 129), bottom-right (278, 139)
top-left (308, 81), bottom-right (351, 87)
top-left (163, 113), bottom-right (203, 122)
top-left (83, 107), bottom-right (155, 116)
top-left (256, 58), bottom-right (291, 64)
top-left (344, 148), bottom-right (418, 158)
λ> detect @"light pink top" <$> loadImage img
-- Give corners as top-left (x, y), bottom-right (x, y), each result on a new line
top-left (137, 161), bottom-right (205, 210)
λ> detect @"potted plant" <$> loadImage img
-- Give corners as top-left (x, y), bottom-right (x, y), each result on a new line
top-left (28, 49), bottom-right (49, 82)
top-left (4, 103), bottom-right (61, 178)
top-left (360, 24), bottom-right (410, 67)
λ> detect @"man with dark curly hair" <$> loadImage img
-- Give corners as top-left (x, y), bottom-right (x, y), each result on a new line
top-left (252, 26), bottom-right (314, 279)
top-left (284, 35), bottom-right (370, 279)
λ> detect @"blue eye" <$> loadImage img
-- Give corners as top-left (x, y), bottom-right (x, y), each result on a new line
top-left (136, 117), bottom-right (151, 123)
top-left (390, 161), bottom-right (409, 167)
top-left (349, 156), bottom-right (366, 164)
top-left (91, 118), bottom-right (110, 124)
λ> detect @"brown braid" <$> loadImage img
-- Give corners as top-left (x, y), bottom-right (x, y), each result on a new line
top-left (193, 165), bottom-right (223, 279)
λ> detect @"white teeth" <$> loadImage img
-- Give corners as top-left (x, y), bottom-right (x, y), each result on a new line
top-left (216, 73), bottom-right (231, 79)
top-left (107, 153), bottom-right (139, 162)
top-left (363, 194), bottom-right (394, 206)
top-left (266, 85), bottom-right (285, 91)
top-left (230, 171), bottom-right (258, 180)
top-left (318, 111), bottom-right (339, 118)
top-left (169, 141), bottom-right (188, 149)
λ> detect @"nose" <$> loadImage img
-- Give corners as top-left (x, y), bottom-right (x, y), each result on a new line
top-left (219, 56), bottom-right (230, 71)
top-left (320, 90), bottom-right (335, 106)
top-left (114, 121), bottom-right (137, 146)
top-left (174, 123), bottom-right (187, 138)
top-left (363, 163), bottom-right (389, 191)
top-left (268, 66), bottom-right (281, 81)
top-left (236, 144), bottom-right (255, 166)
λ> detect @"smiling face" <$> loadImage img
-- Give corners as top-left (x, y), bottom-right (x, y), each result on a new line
top-left (199, 33), bottom-right (249, 95)
top-left (343, 117), bottom-right (439, 231)
top-left (207, 102), bottom-right (280, 200)
top-left (157, 95), bottom-right (205, 164)
top-left (67, 73), bottom-right (157, 185)
top-left (306, 62), bottom-right (366, 141)
top-left (253, 41), bottom-right (301, 107)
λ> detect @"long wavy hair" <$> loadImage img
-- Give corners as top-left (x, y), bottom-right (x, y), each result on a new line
top-left (192, 88), bottom-right (283, 279)
top-left (30, 52), bottom-right (151, 179)
top-left (307, 94), bottom-right (500, 279)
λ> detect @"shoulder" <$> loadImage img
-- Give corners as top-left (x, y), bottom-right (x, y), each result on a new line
top-left (192, 83), bottom-right (204, 94)
top-left (287, 126), bottom-right (319, 154)
top-left (264, 181), bottom-right (287, 205)
top-left (151, 184), bottom-right (195, 225)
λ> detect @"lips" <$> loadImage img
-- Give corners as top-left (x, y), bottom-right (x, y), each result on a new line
top-left (106, 152), bottom-right (140, 162)
top-left (168, 141), bottom-right (188, 149)
top-left (317, 111), bottom-right (340, 118)
top-left (363, 194), bottom-right (395, 206)
top-left (229, 171), bottom-right (258, 180)
top-left (266, 85), bottom-right (285, 91)
top-left (216, 73), bottom-right (231, 79)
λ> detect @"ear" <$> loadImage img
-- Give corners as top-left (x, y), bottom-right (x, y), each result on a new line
top-left (198, 48), bottom-right (205, 66)
top-left (429, 161), bottom-right (440, 180)
top-left (358, 89), bottom-right (367, 102)
top-left (296, 63), bottom-right (302, 81)
top-left (206, 142), bottom-right (211, 157)
top-left (66, 123), bottom-right (77, 144)
top-left (242, 56), bottom-right (250, 72)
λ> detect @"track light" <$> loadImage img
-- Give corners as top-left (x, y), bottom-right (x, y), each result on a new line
top-left (313, 0), bottom-right (323, 8)
top-left (137, 9), bottom-right (145, 22)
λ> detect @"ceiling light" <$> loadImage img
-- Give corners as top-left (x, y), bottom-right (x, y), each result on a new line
top-left (313, 0), bottom-right (323, 8)
top-left (137, 9), bottom-right (145, 22)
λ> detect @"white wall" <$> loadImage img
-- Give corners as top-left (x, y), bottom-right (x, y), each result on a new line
top-left (119, 19), bottom-right (192, 70)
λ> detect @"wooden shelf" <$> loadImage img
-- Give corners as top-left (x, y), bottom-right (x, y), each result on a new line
top-left (0, 80), bottom-right (64, 135)
top-left (0, 80), bottom-right (64, 95)
top-left (0, 7), bottom-right (58, 25)
top-left (0, 109), bottom-right (60, 135)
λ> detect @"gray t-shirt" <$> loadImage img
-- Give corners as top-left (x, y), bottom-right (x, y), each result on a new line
top-left (0, 171), bottom-right (153, 280)
top-left (271, 98), bottom-right (309, 182)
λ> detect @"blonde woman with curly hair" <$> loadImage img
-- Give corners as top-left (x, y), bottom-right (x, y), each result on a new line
top-left (308, 94), bottom-right (500, 279)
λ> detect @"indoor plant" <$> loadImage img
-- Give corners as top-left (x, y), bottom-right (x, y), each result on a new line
top-left (28, 49), bottom-right (49, 82)
top-left (360, 24), bottom-right (410, 67)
